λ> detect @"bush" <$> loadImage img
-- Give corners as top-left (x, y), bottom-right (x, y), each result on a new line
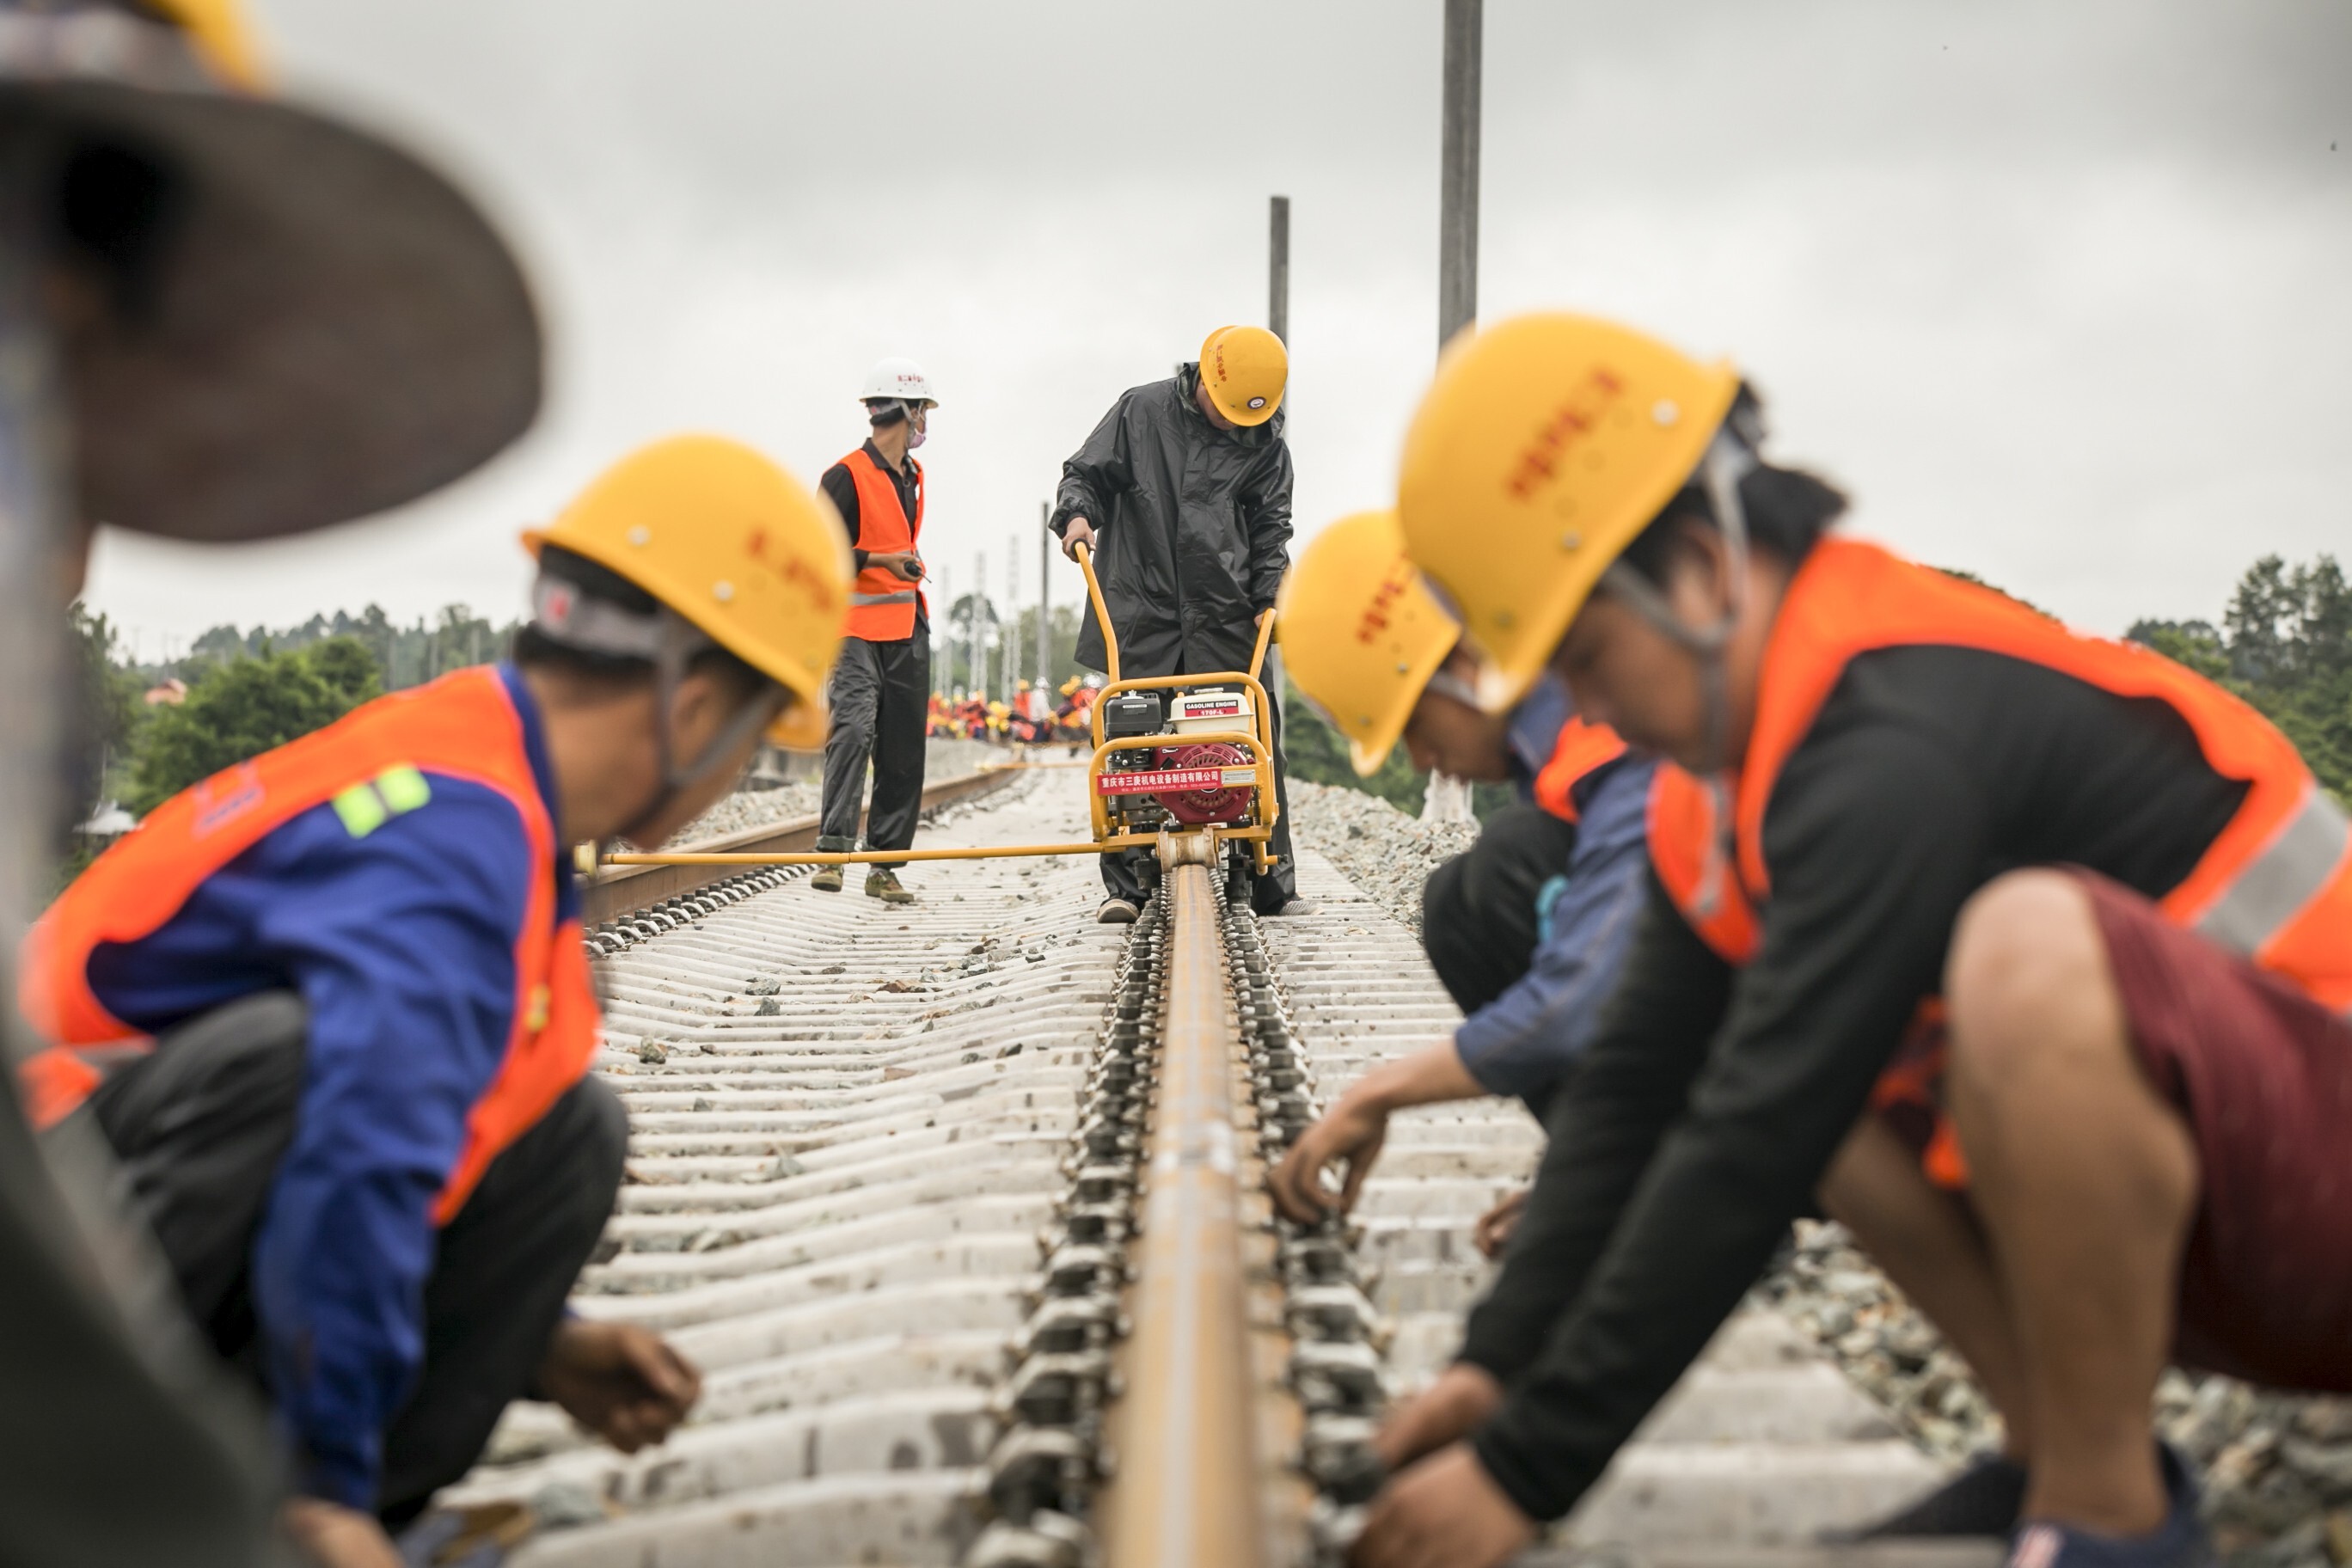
top-left (127, 639), bottom-right (382, 815)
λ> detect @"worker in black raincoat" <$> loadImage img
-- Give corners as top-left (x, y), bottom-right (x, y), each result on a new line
top-left (1051, 326), bottom-right (1309, 922)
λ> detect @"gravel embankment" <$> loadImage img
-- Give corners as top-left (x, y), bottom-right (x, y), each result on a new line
top-left (1289, 778), bottom-right (2352, 1567)
top-left (1286, 779), bottom-right (1479, 934)
top-left (671, 781), bottom-right (821, 843)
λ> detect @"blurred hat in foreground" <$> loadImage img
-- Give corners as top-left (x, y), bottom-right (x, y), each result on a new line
top-left (2, 0), bottom-right (542, 540)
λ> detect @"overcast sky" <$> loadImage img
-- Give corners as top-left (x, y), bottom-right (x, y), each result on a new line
top-left (83, 0), bottom-right (2350, 658)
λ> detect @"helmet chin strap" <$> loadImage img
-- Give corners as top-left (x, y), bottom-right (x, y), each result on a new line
top-left (527, 573), bottom-right (781, 851)
top-left (1593, 431), bottom-right (1757, 916)
top-left (613, 610), bottom-right (781, 849)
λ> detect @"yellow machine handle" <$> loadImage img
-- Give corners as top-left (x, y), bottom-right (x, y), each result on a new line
top-left (1073, 541), bottom-right (1119, 685)
top-left (1247, 606), bottom-right (1276, 683)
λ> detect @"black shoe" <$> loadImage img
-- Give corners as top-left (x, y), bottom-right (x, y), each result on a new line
top-left (2000, 1448), bottom-right (2214, 1567)
top-left (1823, 1453), bottom-right (2029, 1542)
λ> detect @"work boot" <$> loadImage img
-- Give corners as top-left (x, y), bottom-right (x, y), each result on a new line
top-left (810, 836), bottom-right (854, 892)
top-left (865, 868), bottom-right (915, 904)
top-left (1097, 897), bottom-right (1139, 925)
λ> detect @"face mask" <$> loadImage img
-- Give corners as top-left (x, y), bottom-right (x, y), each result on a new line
top-left (907, 411), bottom-right (928, 450)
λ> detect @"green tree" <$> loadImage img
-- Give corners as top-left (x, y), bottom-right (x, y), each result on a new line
top-left (1280, 674), bottom-right (1430, 814)
top-left (2131, 553), bottom-right (2352, 805)
top-left (67, 603), bottom-right (144, 812)
top-left (126, 638), bottom-right (382, 814)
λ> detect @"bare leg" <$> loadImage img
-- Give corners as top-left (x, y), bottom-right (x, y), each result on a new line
top-left (1818, 1116), bottom-right (2032, 1459)
top-left (1943, 870), bottom-right (2198, 1536)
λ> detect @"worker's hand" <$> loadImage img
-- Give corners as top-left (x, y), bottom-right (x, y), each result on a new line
top-left (1269, 1091), bottom-right (1392, 1223)
top-left (1350, 1442), bottom-right (1536, 1568)
top-left (1373, 1361), bottom-right (1504, 1473)
top-left (536, 1317), bottom-right (701, 1453)
top-left (1061, 517), bottom-right (1095, 560)
top-left (281, 1498), bottom-right (403, 1568)
top-left (1472, 1187), bottom-right (1528, 1260)
top-left (870, 550), bottom-right (924, 583)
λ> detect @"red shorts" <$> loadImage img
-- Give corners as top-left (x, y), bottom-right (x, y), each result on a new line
top-left (1875, 868), bottom-right (2352, 1392)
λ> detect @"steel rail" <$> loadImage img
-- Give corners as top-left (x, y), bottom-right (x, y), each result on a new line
top-left (582, 764), bottom-right (1015, 922)
top-left (1095, 854), bottom-right (1308, 1568)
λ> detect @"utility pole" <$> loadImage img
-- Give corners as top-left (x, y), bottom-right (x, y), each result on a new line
top-left (1004, 536), bottom-right (1018, 707)
top-left (1037, 502), bottom-right (1050, 708)
top-left (1427, 0), bottom-right (1484, 824)
top-left (1268, 194), bottom-right (1290, 344)
top-left (1437, 0), bottom-right (1481, 350)
top-left (973, 550), bottom-right (986, 701)
top-left (934, 564), bottom-right (949, 696)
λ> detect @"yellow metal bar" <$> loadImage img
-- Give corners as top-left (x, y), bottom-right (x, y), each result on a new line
top-left (1098, 860), bottom-right (1265, 1568)
top-left (1075, 542), bottom-right (1119, 686)
top-left (602, 827), bottom-right (1271, 869)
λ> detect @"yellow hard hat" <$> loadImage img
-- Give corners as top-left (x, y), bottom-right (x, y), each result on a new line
top-left (524, 435), bottom-right (852, 750)
top-left (1277, 511), bottom-right (1461, 775)
top-left (1199, 325), bottom-right (1287, 427)
top-left (1398, 314), bottom-right (1739, 710)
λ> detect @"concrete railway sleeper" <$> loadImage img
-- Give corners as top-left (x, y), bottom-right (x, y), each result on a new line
top-left (440, 774), bottom-right (1981, 1567)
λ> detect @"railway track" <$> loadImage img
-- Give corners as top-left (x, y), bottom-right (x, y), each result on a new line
top-left (445, 770), bottom-right (1997, 1568)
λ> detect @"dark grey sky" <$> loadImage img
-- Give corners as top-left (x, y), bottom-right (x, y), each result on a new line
top-left (86, 1), bottom-right (2350, 654)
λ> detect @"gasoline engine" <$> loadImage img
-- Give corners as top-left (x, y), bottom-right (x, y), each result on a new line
top-left (1093, 685), bottom-right (1263, 829)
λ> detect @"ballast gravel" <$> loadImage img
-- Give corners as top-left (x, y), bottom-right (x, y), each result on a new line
top-left (1288, 777), bottom-right (2352, 1568)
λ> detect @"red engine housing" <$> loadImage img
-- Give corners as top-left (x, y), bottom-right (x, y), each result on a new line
top-left (1154, 741), bottom-right (1253, 824)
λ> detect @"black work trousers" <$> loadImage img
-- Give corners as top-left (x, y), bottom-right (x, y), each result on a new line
top-left (87, 992), bottom-right (628, 1528)
top-left (1419, 802), bottom-right (1581, 1015)
top-left (820, 632), bottom-right (931, 871)
top-left (1101, 658), bottom-right (1298, 916)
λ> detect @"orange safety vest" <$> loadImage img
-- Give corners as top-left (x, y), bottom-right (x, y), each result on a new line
top-left (20, 667), bottom-right (602, 1223)
top-left (1647, 537), bottom-right (2352, 1181)
top-left (1531, 717), bottom-right (1630, 824)
top-left (842, 446), bottom-right (926, 641)
top-left (1645, 763), bottom-right (1761, 963)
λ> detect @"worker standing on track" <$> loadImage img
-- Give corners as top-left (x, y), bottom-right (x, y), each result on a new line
top-left (0, 2), bottom-right (550, 1563)
top-left (25, 437), bottom-right (849, 1568)
top-left (1267, 511), bottom-right (1654, 1256)
top-left (812, 358), bottom-right (935, 904)
top-left (1356, 312), bottom-right (2352, 1568)
top-left (1052, 324), bottom-right (1308, 922)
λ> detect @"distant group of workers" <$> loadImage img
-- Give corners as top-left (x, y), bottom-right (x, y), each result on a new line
top-left (6, 7), bottom-right (2346, 1568)
top-left (922, 677), bottom-right (1101, 744)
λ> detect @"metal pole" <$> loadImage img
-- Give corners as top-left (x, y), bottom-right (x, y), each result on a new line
top-left (1438, 0), bottom-right (1482, 351)
top-left (1268, 194), bottom-right (1290, 344)
top-left (1037, 503), bottom-right (1050, 707)
top-left (973, 551), bottom-right (985, 701)
top-left (934, 565), bottom-right (950, 696)
top-left (1428, 0), bottom-right (1484, 824)
top-left (1004, 537), bottom-right (1017, 707)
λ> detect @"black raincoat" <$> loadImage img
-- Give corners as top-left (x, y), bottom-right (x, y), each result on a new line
top-left (1050, 364), bottom-right (1294, 679)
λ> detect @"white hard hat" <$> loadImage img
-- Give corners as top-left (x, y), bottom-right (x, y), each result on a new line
top-left (859, 358), bottom-right (938, 408)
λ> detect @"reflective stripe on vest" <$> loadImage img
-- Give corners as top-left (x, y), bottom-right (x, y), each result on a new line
top-left (842, 446), bottom-right (925, 641)
top-left (1530, 718), bottom-right (1630, 824)
top-left (20, 667), bottom-right (603, 1221)
top-left (1658, 537), bottom-right (2352, 1013)
top-left (1646, 763), bottom-right (1760, 963)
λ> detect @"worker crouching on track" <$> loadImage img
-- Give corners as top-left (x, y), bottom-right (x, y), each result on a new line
top-left (1266, 511), bottom-right (1652, 1257)
top-left (23, 436), bottom-right (848, 1566)
top-left (1053, 324), bottom-right (1309, 922)
top-left (812, 358), bottom-right (935, 903)
top-left (1356, 312), bottom-right (2352, 1568)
